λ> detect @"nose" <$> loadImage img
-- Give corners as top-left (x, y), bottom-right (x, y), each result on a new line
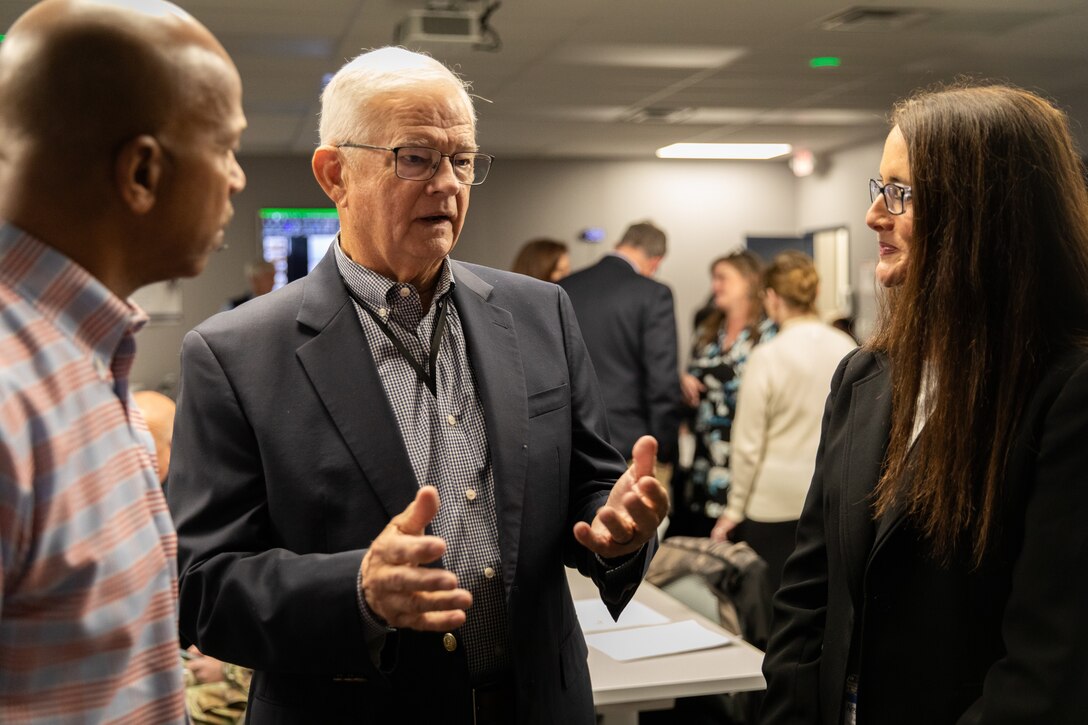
top-left (229, 152), bottom-right (246, 194)
top-left (426, 155), bottom-right (461, 195)
top-left (866, 195), bottom-right (891, 231)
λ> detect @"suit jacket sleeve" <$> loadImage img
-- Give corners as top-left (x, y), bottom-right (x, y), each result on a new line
top-left (557, 287), bottom-right (654, 617)
top-left (759, 351), bottom-right (853, 725)
top-left (643, 283), bottom-right (682, 464)
top-left (167, 329), bottom-right (377, 677)
top-left (958, 356), bottom-right (1088, 724)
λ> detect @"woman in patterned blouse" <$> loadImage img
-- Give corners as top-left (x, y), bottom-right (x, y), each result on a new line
top-left (674, 250), bottom-right (776, 537)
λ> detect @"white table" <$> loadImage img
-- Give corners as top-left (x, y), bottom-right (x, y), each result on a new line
top-left (568, 569), bottom-right (766, 725)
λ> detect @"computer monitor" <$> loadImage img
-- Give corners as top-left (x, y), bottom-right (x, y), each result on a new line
top-left (259, 208), bottom-right (340, 290)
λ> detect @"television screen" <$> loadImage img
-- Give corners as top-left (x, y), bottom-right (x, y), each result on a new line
top-left (259, 208), bottom-right (340, 290)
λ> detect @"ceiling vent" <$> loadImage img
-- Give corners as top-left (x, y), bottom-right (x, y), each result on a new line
top-left (821, 7), bottom-right (935, 32)
top-left (395, 8), bottom-right (485, 45)
top-left (620, 107), bottom-right (695, 124)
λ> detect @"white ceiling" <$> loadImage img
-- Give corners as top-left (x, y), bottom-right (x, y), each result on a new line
top-left (4, 0), bottom-right (1088, 160)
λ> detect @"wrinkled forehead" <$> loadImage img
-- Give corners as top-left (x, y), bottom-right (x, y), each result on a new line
top-left (368, 81), bottom-right (477, 142)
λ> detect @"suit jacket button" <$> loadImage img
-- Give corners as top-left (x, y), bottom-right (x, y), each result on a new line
top-left (443, 633), bottom-right (458, 652)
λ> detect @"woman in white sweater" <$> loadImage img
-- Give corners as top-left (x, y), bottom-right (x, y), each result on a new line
top-left (710, 251), bottom-right (856, 591)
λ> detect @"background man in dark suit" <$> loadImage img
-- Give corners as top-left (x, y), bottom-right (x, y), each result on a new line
top-left (166, 47), bottom-right (668, 725)
top-left (560, 221), bottom-right (683, 478)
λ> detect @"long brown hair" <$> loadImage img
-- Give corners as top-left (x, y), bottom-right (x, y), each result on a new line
top-left (511, 238), bottom-right (568, 281)
top-left (868, 84), bottom-right (1088, 565)
top-left (696, 250), bottom-right (765, 349)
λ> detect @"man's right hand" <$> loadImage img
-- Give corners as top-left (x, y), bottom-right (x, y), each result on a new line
top-left (360, 486), bottom-right (472, 630)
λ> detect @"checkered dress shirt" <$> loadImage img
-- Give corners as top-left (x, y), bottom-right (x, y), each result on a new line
top-left (335, 242), bottom-right (511, 682)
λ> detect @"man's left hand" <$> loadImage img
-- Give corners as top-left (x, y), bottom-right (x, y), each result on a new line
top-left (574, 435), bottom-right (669, 559)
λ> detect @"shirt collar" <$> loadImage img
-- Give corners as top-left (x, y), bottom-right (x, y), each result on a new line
top-left (0, 222), bottom-right (147, 367)
top-left (334, 236), bottom-right (456, 312)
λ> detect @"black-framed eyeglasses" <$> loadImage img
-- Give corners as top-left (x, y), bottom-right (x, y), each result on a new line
top-left (869, 178), bottom-right (912, 215)
top-left (336, 142), bottom-right (493, 185)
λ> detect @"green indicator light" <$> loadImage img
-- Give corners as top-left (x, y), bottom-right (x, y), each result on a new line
top-left (0, 35), bottom-right (5, 43)
top-left (809, 56), bottom-right (841, 68)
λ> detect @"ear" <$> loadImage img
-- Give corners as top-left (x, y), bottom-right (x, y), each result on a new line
top-left (645, 256), bottom-right (664, 277)
top-left (114, 134), bottom-right (163, 215)
top-left (312, 146), bottom-right (347, 205)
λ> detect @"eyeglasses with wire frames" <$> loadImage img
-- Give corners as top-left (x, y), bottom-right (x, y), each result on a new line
top-left (869, 178), bottom-right (912, 215)
top-left (336, 142), bottom-right (493, 186)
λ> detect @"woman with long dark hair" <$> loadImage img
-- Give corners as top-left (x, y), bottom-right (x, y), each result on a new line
top-left (761, 85), bottom-right (1088, 723)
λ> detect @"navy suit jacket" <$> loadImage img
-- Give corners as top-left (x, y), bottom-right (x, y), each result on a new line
top-left (559, 254), bottom-right (682, 463)
top-left (761, 348), bottom-right (1088, 725)
top-left (167, 248), bottom-right (651, 724)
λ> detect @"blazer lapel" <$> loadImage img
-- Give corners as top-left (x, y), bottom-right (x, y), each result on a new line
top-left (840, 359), bottom-right (892, 602)
top-left (294, 248), bottom-right (419, 521)
top-left (451, 262), bottom-right (529, 596)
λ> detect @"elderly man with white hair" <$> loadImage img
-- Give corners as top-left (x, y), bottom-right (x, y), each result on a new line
top-left (167, 47), bottom-right (668, 724)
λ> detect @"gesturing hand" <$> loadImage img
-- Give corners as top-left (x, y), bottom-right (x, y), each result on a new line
top-left (360, 486), bottom-right (472, 630)
top-left (573, 435), bottom-right (670, 559)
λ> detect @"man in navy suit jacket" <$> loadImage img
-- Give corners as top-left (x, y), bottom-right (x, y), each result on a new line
top-left (560, 222), bottom-right (683, 470)
top-left (166, 48), bottom-right (668, 725)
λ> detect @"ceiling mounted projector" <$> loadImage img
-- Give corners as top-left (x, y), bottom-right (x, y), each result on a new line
top-left (395, 8), bottom-right (485, 45)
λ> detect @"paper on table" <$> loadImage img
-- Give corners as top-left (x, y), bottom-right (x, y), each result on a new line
top-left (584, 619), bottom-right (734, 661)
top-left (574, 598), bottom-right (669, 633)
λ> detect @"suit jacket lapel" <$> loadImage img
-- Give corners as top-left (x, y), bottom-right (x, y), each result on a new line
top-left (840, 358), bottom-right (892, 602)
top-left (294, 248), bottom-right (419, 521)
top-left (451, 262), bottom-right (529, 595)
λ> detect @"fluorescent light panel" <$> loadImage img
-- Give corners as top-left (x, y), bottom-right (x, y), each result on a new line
top-left (558, 44), bottom-right (746, 69)
top-left (656, 143), bottom-right (792, 160)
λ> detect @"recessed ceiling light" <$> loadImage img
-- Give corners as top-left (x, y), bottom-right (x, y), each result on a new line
top-left (656, 143), bottom-right (792, 160)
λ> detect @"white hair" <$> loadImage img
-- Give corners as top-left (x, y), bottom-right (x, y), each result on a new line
top-left (318, 47), bottom-right (476, 146)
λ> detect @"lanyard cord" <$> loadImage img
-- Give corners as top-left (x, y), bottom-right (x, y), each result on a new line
top-left (344, 284), bottom-right (449, 398)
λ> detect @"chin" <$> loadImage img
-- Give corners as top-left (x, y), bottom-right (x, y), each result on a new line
top-left (875, 261), bottom-right (906, 288)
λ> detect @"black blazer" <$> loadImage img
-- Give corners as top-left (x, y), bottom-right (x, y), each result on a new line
top-left (167, 249), bottom-right (650, 724)
top-left (559, 255), bottom-right (682, 462)
top-left (762, 347), bottom-right (1088, 725)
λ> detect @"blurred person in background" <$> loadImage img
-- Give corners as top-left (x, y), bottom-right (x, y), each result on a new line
top-left (762, 84), bottom-right (1088, 724)
top-left (561, 221), bottom-right (682, 477)
top-left (132, 390), bottom-right (252, 725)
top-left (224, 259), bottom-right (276, 309)
top-left (710, 252), bottom-right (855, 593)
top-left (134, 389), bottom-right (177, 484)
top-left (672, 251), bottom-right (774, 537)
top-left (510, 237), bottom-right (570, 282)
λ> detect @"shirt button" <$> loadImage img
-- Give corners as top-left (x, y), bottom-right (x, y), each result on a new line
top-left (399, 287), bottom-right (412, 298)
top-left (442, 633), bottom-right (457, 652)
top-left (483, 566), bottom-right (495, 579)
top-left (447, 414), bottom-right (457, 426)
top-left (378, 307), bottom-right (389, 318)
top-left (465, 488), bottom-right (477, 501)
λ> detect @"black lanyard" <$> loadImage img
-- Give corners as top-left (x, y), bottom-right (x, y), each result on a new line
top-left (345, 284), bottom-right (448, 397)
